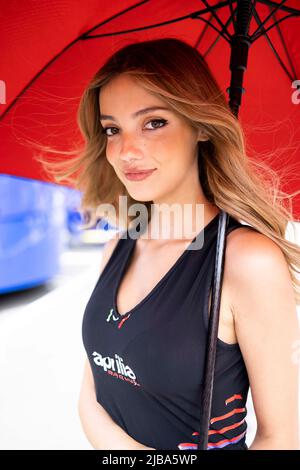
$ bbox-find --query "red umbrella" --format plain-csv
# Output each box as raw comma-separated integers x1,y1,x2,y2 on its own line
0,0,300,217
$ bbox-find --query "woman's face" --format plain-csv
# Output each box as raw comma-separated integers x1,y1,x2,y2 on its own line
99,74,206,203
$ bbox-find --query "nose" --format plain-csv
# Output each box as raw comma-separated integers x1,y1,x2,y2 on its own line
119,136,144,162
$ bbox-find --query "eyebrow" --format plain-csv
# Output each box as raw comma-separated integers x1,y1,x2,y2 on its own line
99,106,170,121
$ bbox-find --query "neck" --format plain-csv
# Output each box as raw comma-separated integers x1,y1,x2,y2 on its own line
140,196,219,242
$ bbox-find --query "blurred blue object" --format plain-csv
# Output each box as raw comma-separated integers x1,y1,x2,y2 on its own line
0,174,67,294
60,185,83,238
95,218,113,231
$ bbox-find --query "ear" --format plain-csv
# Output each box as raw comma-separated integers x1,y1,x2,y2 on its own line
197,129,209,142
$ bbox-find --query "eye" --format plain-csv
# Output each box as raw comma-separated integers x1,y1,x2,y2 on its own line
101,118,168,137
144,118,168,130
101,126,118,137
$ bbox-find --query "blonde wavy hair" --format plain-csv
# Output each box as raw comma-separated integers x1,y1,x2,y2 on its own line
34,37,300,304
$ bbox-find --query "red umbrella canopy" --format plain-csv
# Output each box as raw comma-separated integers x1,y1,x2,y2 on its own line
1,0,300,217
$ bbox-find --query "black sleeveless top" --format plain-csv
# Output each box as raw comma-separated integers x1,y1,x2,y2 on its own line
82,213,251,450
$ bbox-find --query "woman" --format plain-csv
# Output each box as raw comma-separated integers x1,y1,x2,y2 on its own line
38,38,300,450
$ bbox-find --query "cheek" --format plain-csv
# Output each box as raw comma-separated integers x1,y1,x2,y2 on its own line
163,129,193,158
105,145,116,165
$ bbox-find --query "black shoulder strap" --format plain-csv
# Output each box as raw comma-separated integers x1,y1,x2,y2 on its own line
197,209,229,450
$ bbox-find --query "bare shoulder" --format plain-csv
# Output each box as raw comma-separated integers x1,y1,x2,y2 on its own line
225,224,287,275
224,224,294,318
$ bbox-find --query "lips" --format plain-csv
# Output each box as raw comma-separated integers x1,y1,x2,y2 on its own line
124,168,157,181
124,168,156,174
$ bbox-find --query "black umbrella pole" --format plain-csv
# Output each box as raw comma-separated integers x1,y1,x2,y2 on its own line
227,0,253,117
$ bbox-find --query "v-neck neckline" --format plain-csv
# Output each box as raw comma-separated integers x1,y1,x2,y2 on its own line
112,211,220,322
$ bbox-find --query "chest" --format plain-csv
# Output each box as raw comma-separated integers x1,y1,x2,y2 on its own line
115,241,238,345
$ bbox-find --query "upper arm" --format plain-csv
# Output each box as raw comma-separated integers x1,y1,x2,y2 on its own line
225,228,300,447
82,356,95,392
78,356,96,412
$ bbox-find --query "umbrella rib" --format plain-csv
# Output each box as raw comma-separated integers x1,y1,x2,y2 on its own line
83,1,234,40
251,0,287,38
192,17,231,44
194,13,213,50
80,0,150,37
257,0,300,15
228,0,237,34
200,0,232,41
251,6,296,81
196,6,238,59
270,10,298,80
252,12,300,42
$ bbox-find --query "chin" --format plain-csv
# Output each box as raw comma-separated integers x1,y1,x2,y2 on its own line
127,190,155,203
